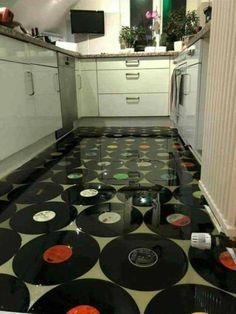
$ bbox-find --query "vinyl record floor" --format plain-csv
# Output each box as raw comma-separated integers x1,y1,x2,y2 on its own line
0,126,235,314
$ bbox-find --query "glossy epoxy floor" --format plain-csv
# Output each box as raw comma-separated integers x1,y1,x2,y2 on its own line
0,126,235,314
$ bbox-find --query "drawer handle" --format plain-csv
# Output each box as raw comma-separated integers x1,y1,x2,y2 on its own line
126,73,140,79
126,97,140,104
125,59,140,67
24,71,34,96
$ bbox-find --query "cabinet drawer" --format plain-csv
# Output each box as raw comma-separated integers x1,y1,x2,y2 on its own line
77,59,97,71
99,94,169,116
28,44,57,67
97,57,169,70
0,35,28,63
98,69,169,93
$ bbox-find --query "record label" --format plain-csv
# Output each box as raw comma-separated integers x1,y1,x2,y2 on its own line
125,139,135,143
137,161,152,167
33,210,56,222
192,191,203,199
128,248,158,268
98,212,121,224
67,173,83,179
97,161,111,167
181,162,195,168
219,251,236,271
160,173,177,180
139,144,150,149
166,213,191,227
191,313,207,314
107,145,118,149
80,189,99,197
121,152,133,157
67,305,100,314
58,161,72,167
113,173,129,180
50,152,63,157
43,245,72,264
157,153,169,157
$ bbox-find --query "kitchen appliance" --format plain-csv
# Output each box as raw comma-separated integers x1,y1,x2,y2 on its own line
0,7,14,24
171,40,204,161
56,53,78,138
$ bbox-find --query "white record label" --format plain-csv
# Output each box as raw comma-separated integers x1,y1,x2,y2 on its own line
98,212,121,224
80,189,99,197
33,210,56,222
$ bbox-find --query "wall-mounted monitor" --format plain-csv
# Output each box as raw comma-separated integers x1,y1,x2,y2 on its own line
70,10,105,34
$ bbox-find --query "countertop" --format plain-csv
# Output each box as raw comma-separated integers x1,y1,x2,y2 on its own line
0,22,211,59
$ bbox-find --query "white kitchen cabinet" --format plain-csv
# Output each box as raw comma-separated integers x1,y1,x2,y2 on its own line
31,65,62,138
76,59,98,117
97,57,170,117
27,43,57,67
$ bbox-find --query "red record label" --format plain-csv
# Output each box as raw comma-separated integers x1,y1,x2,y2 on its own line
43,245,72,264
219,251,236,271
181,161,195,168
67,305,100,314
166,213,191,227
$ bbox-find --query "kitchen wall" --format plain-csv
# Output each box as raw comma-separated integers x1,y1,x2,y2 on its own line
186,0,212,26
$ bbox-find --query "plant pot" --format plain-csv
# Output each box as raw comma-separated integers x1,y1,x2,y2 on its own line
144,46,156,53
174,40,183,51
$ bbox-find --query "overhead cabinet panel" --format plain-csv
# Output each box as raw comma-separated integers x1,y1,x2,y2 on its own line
0,35,28,63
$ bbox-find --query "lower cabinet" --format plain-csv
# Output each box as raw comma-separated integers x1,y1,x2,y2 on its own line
0,59,62,161
99,94,169,116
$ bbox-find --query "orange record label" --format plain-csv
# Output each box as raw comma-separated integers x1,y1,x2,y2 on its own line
139,144,150,149
43,245,72,264
181,161,195,168
67,305,100,314
219,251,236,271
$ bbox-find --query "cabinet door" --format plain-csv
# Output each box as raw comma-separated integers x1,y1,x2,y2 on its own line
31,65,62,138
0,60,36,161
76,70,98,116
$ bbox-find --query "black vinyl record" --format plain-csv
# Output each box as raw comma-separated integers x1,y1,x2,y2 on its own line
193,171,201,180
0,200,17,223
173,184,205,207
144,204,214,240
125,158,165,171
189,237,236,293
0,274,30,312
99,233,188,291
61,183,116,205
0,181,13,197
29,278,140,314
117,184,173,206
84,160,124,171
0,228,21,265
76,203,143,237
6,168,53,184
145,168,193,186
144,284,236,314
44,158,83,170
10,202,77,234
51,169,97,185
7,182,63,204
99,169,143,185
19,157,44,169
169,157,200,172
13,230,100,285
111,149,141,159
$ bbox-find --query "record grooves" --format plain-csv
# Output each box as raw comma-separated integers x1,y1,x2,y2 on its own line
10,202,78,234
76,203,143,237
13,231,100,285
144,284,236,314
0,228,21,266
99,233,188,291
29,279,140,314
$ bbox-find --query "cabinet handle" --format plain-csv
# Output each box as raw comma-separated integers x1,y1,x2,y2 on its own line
183,73,191,95
77,74,82,89
126,73,140,79
125,59,140,67
53,72,60,92
126,97,140,104
24,71,34,96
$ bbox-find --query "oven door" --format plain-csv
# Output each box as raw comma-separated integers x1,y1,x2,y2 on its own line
175,64,187,123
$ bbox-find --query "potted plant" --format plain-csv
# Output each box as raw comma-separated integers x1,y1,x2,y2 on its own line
164,8,200,51
119,26,137,51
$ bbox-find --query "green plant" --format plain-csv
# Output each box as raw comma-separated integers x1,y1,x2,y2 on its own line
119,26,137,48
164,8,199,41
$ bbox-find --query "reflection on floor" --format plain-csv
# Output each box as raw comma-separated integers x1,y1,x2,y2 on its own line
0,126,235,314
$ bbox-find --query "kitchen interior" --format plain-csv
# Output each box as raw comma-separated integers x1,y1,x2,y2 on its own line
0,0,235,313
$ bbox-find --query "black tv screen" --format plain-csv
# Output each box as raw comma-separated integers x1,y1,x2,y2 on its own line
71,10,105,34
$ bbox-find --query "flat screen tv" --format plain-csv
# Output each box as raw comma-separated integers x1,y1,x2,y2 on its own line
71,10,105,34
